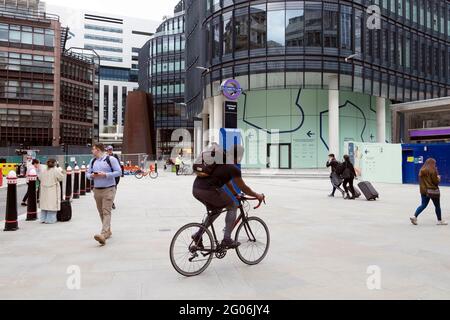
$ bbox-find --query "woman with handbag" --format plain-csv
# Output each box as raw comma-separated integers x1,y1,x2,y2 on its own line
410,158,447,226
38,159,64,224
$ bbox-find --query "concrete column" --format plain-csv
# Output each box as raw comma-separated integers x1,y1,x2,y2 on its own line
208,98,215,145
202,112,209,149
328,75,339,158
212,95,224,144
194,120,202,158
376,97,386,143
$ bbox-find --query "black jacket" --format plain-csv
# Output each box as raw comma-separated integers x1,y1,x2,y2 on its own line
326,159,340,176
342,161,357,179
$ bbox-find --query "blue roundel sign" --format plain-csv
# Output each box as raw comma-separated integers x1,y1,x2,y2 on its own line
220,79,243,100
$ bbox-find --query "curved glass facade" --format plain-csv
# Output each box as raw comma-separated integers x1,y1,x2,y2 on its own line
184,0,450,169
139,0,193,156
197,0,449,104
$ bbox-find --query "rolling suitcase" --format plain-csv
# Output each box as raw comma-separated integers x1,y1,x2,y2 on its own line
358,181,379,201
57,200,72,222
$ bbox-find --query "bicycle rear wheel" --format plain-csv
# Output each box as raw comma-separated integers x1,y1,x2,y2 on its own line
170,223,214,277
134,170,144,179
235,217,270,265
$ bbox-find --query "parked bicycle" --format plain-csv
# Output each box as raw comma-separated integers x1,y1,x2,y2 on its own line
178,162,193,176
134,168,158,179
169,194,268,277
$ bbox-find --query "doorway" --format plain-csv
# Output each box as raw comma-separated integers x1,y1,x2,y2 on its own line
267,144,291,169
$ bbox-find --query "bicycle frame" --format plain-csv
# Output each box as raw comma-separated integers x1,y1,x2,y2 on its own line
196,199,255,256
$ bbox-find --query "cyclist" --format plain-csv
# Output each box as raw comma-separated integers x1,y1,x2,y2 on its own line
192,144,265,249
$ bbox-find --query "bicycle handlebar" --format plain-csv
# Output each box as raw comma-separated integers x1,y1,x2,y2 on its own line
240,193,266,210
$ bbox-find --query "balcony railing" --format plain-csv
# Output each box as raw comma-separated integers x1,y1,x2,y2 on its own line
0,5,59,22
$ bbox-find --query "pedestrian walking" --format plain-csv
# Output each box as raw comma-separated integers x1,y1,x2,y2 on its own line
87,143,122,246
341,155,357,200
410,158,448,226
38,159,64,224
326,154,345,198
106,146,123,210
21,159,40,206
175,154,182,176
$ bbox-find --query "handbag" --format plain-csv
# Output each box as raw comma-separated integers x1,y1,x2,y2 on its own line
426,188,441,199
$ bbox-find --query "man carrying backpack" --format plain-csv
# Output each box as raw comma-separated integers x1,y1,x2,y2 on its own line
87,143,122,246
106,145,123,210
192,144,265,249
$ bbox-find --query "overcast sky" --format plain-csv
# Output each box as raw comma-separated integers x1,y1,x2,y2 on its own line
44,0,180,21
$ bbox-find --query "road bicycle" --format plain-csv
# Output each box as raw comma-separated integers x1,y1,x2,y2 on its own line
178,162,193,176
134,168,158,179
169,194,269,277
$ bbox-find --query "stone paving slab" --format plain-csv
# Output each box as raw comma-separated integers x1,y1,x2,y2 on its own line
1,173,450,300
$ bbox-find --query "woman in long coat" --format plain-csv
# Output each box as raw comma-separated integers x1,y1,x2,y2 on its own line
38,159,64,224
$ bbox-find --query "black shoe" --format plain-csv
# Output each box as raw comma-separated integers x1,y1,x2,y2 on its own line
191,235,204,250
21,202,27,207
112,203,116,210
328,194,335,197
221,239,241,249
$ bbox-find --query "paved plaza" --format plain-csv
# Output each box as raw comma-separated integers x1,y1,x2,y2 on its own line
1,172,450,300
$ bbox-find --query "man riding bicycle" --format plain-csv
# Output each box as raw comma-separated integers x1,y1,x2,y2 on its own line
192,145,265,249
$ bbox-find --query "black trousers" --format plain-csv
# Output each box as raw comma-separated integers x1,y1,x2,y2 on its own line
22,185,39,203
343,178,356,197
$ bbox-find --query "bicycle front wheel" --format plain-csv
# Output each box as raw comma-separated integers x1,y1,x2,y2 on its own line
134,170,144,179
170,223,214,277
235,217,270,265
150,171,158,179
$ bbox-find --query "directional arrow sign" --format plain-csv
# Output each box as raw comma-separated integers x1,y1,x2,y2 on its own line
307,130,315,138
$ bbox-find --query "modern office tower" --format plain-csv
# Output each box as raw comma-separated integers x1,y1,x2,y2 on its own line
0,0,98,148
185,0,450,169
47,4,159,148
138,0,193,157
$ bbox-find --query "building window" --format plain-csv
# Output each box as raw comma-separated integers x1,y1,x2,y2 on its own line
324,4,338,48
267,10,285,48
103,85,109,125
249,4,267,50
285,8,304,47
223,11,233,55
305,2,322,47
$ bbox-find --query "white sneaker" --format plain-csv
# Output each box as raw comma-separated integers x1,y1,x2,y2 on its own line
437,221,448,226
410,217,418,225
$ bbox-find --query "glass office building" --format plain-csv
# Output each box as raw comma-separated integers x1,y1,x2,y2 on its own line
139,0,193,157
185,0,450,169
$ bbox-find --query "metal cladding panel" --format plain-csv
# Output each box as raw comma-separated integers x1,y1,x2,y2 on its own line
122,91,156,157
402,143,450,186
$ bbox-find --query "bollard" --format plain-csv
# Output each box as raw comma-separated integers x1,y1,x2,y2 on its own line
73,165,80,199
4,171,18,231
65,166,72,201
155,161,158,173
86,164,91,193
80,164,86,196
26,168,38,221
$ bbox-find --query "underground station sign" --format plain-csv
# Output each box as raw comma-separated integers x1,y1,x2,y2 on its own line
220,79,243,101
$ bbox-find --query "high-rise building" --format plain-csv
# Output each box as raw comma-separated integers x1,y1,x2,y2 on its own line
0,0,98,148
185,0,450,169
47,4,159,147
138,0,193,157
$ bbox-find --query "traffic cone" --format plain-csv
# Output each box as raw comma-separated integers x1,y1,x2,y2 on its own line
80,164,86,196
25,168,38,221
73,165,80,199
4,171,18,231
65,166,72,201
86,165,91,194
